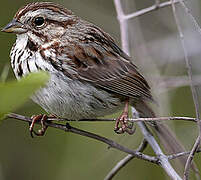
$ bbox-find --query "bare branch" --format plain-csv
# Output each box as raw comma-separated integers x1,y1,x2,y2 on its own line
7,111,201,180
170,1,201,179
26,116,197,123
137,119,182,180
123,0,179,20
7,113,201,157
127,116,197,123
179,0,201,36
6,113,158,164
113,0,130,55
8,112,199,180
168,147,201,160
171,0,201,128
184,136,201,180
179,2,201,179
104,139,148,180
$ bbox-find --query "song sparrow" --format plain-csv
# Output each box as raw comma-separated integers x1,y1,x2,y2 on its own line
1,2,184,155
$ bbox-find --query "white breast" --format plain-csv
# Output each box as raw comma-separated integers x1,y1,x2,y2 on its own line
31,72,123,120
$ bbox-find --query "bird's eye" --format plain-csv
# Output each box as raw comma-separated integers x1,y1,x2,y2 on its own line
34,17,45,27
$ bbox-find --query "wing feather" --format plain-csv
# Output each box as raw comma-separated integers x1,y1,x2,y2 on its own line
50,24,153,101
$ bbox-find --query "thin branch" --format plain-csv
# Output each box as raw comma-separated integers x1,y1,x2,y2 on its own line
168,148,201,180
113,0,180,49
104,139,148,180
179,0,201,36
6,113,158,164
137,120,182,180
8,112,198,180
122,0,180,20
179,2,201,180
113,0,129,55
184,136,201,180
172,0,201,130
170,1,201,179
23,116,197,123
7,113,201,159
168,149,201,160
127,116,197,123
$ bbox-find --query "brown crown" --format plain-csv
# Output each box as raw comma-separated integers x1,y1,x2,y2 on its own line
14,2,72,19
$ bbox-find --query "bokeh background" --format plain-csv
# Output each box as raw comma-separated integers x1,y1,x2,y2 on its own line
0,0,201,179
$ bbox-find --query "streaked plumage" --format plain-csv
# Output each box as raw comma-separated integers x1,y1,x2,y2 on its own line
6,2,152,121
3,2,187,161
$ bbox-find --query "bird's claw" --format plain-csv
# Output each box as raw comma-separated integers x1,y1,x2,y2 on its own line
29,114,48,138
114,113,136,135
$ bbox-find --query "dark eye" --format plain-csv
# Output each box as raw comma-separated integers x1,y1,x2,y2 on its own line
34,17,45,26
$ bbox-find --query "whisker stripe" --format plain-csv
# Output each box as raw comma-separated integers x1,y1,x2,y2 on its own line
27,60,31,73
17,62,23,77
17,50,24,64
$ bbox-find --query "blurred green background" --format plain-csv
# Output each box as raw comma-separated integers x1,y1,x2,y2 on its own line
0,0,201,179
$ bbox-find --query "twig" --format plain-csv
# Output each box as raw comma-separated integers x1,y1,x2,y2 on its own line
8,112,197,180
6,113,158,164
113,0,129,55
136,115,182,179
104,139,148,180
122,0,180,20
184,136,201,180
127,116,197,123
168,149,201,160
170,1,201,179
179,2,201,180
179,0,201,36
113,0,180,53
20,115,197,123
7,113,201,158
172,0,201,131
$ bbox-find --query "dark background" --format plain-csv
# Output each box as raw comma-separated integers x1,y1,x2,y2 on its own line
0,0,201,179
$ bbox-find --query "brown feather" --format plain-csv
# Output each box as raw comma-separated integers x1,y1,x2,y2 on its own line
51,25,153,101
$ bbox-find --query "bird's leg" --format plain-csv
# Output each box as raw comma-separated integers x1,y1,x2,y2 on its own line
29,114,48,137
114,98,135,135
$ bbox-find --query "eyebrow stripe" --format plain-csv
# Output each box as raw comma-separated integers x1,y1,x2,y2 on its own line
15,2,72,19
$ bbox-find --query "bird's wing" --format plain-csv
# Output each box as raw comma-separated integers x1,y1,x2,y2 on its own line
48,25,152,100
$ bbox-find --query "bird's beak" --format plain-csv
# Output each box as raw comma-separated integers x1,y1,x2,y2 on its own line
1,19,27,34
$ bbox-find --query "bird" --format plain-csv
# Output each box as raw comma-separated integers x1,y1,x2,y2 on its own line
2,2,185,158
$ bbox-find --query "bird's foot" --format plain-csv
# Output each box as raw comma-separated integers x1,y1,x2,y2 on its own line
114,112,135,135
29,114,48,138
